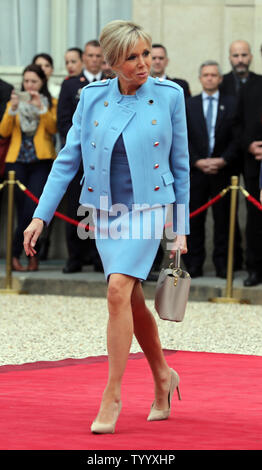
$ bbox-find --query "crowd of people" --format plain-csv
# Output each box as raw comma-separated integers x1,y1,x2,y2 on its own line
0,37,262,286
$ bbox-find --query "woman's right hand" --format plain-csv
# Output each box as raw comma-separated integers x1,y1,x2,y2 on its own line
29,90,43,110
10,91,19,111
23,218,44,257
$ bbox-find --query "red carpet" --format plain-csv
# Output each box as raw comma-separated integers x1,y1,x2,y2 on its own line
0,350,261,450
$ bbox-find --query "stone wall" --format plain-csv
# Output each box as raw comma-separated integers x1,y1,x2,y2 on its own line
132,0,262,95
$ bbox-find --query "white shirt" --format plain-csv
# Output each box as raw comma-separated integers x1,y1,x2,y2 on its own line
202,90,219,155
48,81,61,99
83,69,102,83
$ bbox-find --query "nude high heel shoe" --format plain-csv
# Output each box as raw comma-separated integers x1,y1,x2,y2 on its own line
147,368,181,421
91,401,122,434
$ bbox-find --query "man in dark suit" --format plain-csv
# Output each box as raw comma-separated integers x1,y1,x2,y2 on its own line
182,60,242,278
219,40,254,178
219,40,255,263
235,70,262,286
151,43,191,97
57,40,104,273
220,40,253,97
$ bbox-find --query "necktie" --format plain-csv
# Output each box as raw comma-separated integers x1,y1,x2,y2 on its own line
205,96,214,156
92,77,97,82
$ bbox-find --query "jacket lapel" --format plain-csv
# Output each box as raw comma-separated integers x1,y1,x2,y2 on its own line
215,95,226,133
195,94,208,139
101,104,136,153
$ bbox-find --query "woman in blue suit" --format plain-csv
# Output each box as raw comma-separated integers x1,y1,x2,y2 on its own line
24,20,190,434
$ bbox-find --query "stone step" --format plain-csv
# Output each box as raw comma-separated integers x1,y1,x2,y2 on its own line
0,260,261,305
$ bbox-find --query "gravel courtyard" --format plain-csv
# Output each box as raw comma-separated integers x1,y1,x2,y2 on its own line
0,294,261,366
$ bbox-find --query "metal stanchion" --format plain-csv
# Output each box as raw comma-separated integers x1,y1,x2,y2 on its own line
210,175,249,304
0,171,26,294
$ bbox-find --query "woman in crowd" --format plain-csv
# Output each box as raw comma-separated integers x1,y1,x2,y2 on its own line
0,64,57,271
64,47,84,77
23,20,190,433
32,53,61,99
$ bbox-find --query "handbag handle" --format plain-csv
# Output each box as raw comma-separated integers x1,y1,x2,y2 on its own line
168,248,181,271
174,249,181,268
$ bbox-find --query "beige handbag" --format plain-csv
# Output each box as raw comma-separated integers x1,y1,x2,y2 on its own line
154,250,191,322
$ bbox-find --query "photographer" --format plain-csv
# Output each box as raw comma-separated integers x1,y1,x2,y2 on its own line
0,64,57,271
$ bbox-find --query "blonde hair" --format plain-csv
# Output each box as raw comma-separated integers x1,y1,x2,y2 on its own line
99,20,152,68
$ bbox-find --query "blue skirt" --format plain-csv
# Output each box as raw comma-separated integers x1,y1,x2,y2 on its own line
94,135,166,281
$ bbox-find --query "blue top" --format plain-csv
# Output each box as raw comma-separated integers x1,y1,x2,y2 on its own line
110,95,138,208
110,133,133,210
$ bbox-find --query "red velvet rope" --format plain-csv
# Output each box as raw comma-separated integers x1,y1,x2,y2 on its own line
189,193,222,218
246,194,262,211
22,186,262,231
23,187,225,230
162,193,223,229
24,189,94,231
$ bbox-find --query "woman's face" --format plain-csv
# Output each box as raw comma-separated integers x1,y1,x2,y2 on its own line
114,38,152,92
23,71,43,93
65,51,83,77
34,57,53,79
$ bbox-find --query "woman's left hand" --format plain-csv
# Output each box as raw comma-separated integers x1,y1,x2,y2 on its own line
169,235,188,259
23,218,44,257
29,91,43,110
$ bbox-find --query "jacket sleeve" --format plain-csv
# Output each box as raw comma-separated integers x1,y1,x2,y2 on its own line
0,102,16,137
219,98,238,165
182,80,191,98
40,98,57,135
185,102,203,167
219,133,238,165
33,90,84,225
169,88,190,235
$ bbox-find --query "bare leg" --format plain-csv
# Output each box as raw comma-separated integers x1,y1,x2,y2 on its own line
131,280,171,410
94,273,136,424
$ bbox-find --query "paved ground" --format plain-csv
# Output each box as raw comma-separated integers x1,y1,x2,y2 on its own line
1,259,262,304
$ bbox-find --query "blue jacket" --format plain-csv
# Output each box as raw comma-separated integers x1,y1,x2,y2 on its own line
34,76,190,234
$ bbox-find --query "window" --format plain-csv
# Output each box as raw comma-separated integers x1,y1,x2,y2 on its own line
0,0,132,70
0,0,51,67
67,0,132,50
